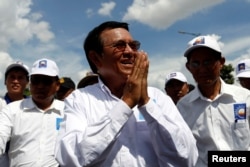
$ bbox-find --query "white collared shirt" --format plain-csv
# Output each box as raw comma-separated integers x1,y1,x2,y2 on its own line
0,97,64,167
177,79,250,167
0,97,8,167
55,79,198,167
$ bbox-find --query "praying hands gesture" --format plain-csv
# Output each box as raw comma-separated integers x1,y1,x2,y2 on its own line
122,51,150,108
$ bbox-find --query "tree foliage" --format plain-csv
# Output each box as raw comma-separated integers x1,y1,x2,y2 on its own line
220,64,234,84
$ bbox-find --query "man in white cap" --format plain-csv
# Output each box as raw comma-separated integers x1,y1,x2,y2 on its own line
177,36,250,167
0,61,29,167
0,58,64,167
0,61,29,108
164,71,190,104
235,58,250,90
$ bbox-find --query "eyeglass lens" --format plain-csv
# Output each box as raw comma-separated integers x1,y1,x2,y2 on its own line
112,40,140,51
190,59,217,69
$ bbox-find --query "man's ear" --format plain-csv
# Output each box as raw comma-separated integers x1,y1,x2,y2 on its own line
186,62,191,72
55,80,61,92
88,51,102,68
219,57,226,69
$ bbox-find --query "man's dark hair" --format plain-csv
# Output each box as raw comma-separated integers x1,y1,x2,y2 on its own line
83,21,129,73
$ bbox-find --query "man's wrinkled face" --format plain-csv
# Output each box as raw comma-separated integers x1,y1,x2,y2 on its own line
186,48,224,87
96,28,140,81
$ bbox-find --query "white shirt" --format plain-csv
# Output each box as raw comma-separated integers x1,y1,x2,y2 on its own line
55,79,198,167
0,97,64,167
177,79,250,167
0,98,7,110
0,97,8,167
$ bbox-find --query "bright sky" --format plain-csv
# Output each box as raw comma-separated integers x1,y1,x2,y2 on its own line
0,0,250,95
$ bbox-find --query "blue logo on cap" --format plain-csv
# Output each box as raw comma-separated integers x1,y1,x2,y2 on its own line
193,37,205,45
237,63,246,72
38,60,47,68
170,73,177,78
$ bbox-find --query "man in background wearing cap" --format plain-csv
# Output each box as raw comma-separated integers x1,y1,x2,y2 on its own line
0,58,64,166
1,61,29,106
77,71,98,89
164,71,190,104
235,58,250,90
177,36,250,167
0,61,29,167
56,77,75,100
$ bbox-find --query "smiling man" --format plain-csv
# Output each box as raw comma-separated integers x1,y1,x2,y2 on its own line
55,21,198,167
0,61,29,167
2,61,29,104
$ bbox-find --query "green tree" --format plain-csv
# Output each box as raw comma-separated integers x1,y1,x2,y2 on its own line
23,87,31,96
220,64,234,84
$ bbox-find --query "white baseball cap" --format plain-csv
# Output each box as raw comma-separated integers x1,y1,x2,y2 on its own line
236,59,250,78
184,36,221,57
30,58,59,77
5,61,29,76
165,72,187,85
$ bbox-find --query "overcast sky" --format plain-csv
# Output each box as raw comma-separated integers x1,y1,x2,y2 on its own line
0,0,250,95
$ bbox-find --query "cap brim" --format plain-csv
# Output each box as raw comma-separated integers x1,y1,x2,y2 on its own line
165,78,186,85
184,45,220,57
5,64,29,74
236,72,250,78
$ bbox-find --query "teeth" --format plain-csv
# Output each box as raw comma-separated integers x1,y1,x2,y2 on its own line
123,61,133,64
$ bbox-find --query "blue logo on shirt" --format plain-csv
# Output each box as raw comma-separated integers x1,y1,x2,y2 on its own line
56,118,63,130
138,112,145,121
234,103,246,120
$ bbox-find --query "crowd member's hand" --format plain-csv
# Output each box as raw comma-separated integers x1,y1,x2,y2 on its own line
122,51,150,108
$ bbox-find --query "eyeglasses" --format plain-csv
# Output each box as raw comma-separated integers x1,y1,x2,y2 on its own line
105,40,140,51
189,59,219,69
31,76,57,86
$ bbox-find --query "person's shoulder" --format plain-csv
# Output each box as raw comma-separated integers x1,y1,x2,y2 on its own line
1,99,26,114
147,86,165,95
147,86,174,101
224,83,250,95
53,99,65,108
7,99,25,106
0,96,6,104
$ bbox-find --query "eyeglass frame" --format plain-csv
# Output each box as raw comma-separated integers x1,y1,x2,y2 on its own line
103,40,141,51
188,58,220,69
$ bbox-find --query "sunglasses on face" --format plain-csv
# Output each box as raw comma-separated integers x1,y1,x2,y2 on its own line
105,40,140,51
30,76,58,86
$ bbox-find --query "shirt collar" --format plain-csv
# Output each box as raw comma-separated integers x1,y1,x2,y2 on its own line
23,97,64,115
187,78,233,103
4,93,28,104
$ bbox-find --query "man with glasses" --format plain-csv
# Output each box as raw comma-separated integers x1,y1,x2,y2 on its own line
55,21,198,167
0,58,64,166
177,36,250,167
